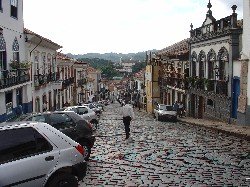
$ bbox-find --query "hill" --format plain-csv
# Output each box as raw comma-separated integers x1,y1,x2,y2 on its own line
66,50,158,63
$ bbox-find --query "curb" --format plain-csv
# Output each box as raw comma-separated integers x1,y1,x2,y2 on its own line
179,120,250,141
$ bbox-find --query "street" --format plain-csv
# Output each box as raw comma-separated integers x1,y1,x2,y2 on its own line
80,103,250,186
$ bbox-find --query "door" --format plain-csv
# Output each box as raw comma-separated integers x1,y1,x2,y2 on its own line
0,128,58,187
232,78,240,118
198,96,204,119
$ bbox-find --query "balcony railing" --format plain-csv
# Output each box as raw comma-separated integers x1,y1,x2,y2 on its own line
34,72,58,87
0,69,30,89
77,78,87,87
62,77,74,89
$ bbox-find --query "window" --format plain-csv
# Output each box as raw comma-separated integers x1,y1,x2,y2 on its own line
0,127,52,164
10,0,18,18
78,107,88,114
0,0,2,11
207,99,214,107
50,113,75,130
28,115,46,122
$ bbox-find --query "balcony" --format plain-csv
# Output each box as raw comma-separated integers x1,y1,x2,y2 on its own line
0,69,30,90
77,78,87,87
34,73,59,88
62,77,74,89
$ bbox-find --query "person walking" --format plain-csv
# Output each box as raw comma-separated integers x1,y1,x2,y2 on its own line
122,100,135,140
178,101,184,117
173,101,179,112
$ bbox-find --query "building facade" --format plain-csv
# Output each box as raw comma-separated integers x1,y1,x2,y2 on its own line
237,0,250,125
157,39,189,109
0,0,32,122
188,2,242,122
24,29,62,112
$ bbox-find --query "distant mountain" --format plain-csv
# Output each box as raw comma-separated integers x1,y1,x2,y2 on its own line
66,50,158,63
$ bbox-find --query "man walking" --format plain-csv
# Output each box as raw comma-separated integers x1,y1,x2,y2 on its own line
122,100,135,140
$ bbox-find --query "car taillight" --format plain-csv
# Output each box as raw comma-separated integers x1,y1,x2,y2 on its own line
75,144,85,155
87,121,93,129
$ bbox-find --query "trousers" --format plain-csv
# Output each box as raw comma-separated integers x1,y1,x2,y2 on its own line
123,116,131,139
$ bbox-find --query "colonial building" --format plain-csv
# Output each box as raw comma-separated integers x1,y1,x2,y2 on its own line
237,0,250,125
145,53,160,113
87,66,101,101
56,53,75,108
0,0,32,122
188,1,242,122
73,60,88,105
157,39,189,108
24,29,62,112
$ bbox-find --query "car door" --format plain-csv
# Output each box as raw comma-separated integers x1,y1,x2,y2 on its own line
0,127,59,187
48,113,78,141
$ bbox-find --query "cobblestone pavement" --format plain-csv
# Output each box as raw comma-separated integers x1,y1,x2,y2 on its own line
80,103,250,186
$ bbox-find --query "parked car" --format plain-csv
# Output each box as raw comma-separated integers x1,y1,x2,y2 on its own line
10,111,95,160
58,106,99,130
153,104,177,122
0,121,87,187
92,102,105,111
82,103,102,116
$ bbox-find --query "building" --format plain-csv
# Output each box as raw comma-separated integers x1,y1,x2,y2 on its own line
237,0,250,125
188,1,242,122
157,39,189,108
24,29,62,112
0,0,32,122
73,60,88,105
56,53,75,108
87,66,101,101
145,52,160,113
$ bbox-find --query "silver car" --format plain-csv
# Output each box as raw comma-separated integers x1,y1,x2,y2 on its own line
153,104,178,122
61,106,99,130
0,121,87,187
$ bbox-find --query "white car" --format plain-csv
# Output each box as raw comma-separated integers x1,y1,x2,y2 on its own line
82,103,102,116
153,104,178,122
60,106,99,130
0,121,87,187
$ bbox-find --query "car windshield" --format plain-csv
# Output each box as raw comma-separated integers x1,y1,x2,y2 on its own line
159,105,173,111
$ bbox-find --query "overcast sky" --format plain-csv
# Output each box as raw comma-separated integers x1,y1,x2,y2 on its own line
23,0,243,54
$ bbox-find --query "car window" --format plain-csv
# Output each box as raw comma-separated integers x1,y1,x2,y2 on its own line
78,107,88,114
28,115,46,122
0,128,52,164
50,113,75,130
165,106,174,111
68,108,77,113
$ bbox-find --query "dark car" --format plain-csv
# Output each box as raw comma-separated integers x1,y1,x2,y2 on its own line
11,111,95,160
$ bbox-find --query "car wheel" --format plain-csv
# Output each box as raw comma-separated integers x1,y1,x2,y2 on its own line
82,143,91,161
47,173,78,187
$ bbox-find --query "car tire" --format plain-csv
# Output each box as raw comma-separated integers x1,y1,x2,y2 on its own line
46,173,78,187
82,143,91,161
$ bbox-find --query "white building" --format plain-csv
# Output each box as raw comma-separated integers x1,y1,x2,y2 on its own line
0,0,32,122
237,0,250,125
24,29,62,112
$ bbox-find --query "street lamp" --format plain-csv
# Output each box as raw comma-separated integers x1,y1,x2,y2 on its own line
214,65,219,79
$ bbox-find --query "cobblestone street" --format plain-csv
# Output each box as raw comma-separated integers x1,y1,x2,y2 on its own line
80,103,250,186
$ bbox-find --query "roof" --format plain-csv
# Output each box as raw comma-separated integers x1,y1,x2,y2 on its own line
157,39,189,57
24,28,62,48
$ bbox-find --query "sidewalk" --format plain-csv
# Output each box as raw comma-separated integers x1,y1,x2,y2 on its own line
135,107,250,141
178,116,250,141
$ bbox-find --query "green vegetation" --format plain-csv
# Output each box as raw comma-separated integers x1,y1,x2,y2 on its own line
132,61,146,73
78,58,122,80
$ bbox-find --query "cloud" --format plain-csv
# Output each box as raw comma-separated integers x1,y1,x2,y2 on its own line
23,0,243,54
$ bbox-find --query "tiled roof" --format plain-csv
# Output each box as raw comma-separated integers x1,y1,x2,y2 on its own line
24,28,62,48
157,38,189,57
